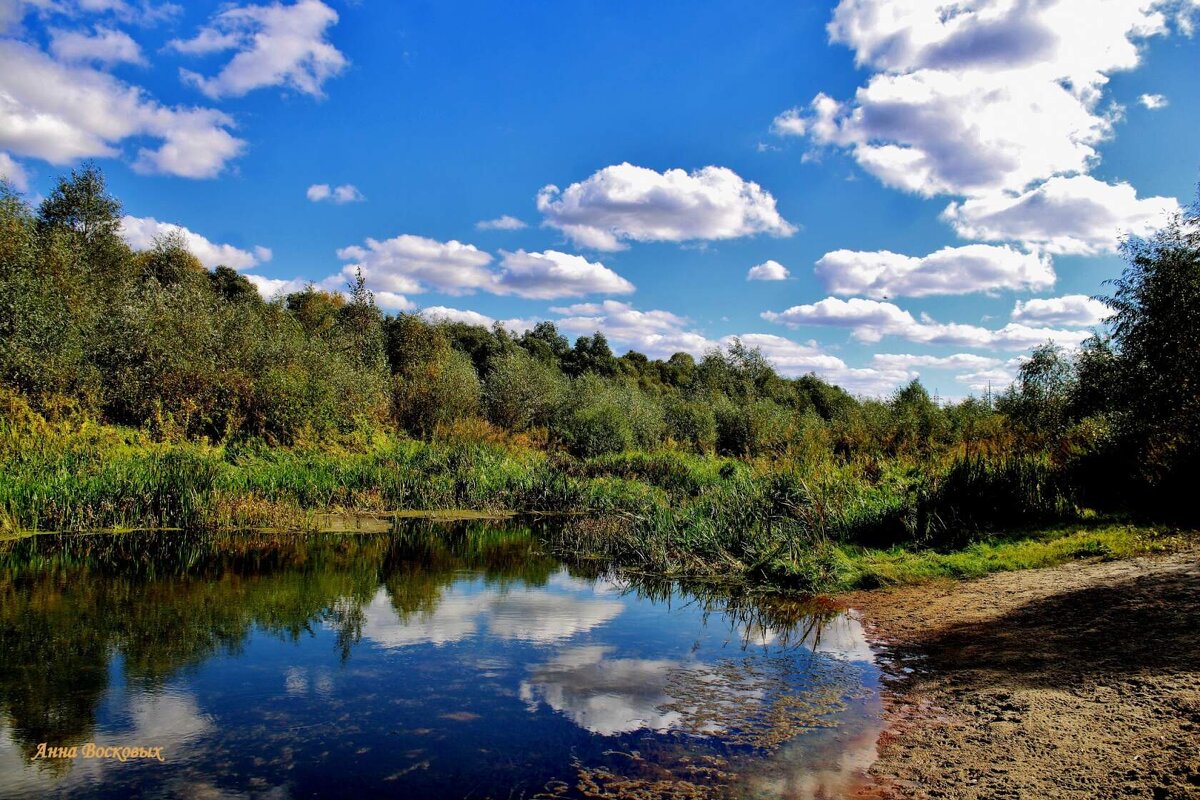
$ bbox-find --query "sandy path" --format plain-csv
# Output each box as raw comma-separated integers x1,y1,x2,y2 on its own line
845,548,1200,800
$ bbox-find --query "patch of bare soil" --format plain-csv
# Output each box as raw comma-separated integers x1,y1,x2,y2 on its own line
846,548,1200,800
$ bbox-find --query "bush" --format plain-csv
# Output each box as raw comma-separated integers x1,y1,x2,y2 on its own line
484,349,567,431
392,348,481,436
663,396,717,453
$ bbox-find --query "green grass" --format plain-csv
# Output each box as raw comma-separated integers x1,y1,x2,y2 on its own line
3,413,1191,595
838,523,1192,590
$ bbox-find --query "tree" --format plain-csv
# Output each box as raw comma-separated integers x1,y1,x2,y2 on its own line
1095,206,1200,514
37,163,122,248
209,266,261,304
563,331,618,377
286,285,344,337
336,268,387,373
483,349,567,431
519,321,570,364
36,163,131,297
139,231,205,286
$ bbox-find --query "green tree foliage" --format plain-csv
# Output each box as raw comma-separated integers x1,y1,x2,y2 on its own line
3,165,1197,528
392,341,481,436
1090,207,1200,515
483,349,567,432
562,331,618,377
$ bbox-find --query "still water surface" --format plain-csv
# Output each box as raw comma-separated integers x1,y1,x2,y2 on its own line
0,522,882,799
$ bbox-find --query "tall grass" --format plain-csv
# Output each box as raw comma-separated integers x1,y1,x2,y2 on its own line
1,405,1132,592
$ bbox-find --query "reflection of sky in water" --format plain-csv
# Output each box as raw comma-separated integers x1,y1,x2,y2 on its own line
520,645,685,735
352,580,625,647
0,531,883,799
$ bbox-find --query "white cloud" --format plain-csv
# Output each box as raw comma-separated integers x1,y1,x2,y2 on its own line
0,40,243,178
171,0,347,99
747,259,790,281
1011,294,1109,326
763,296,1090,350
422,306,496,327
781,0,1176,198
475,214,527,231
956,366,1017,392
721,332,913,395
335,234,496,296
783,71,1113,198
871,352,1002,371
373,291,416,311
333,236,633,301
2,0,181,31
420,306,536,332
0,152,28,191
871,352,1017,394
551,300,716,359
243,273,310,300
721,333,847,373
942,175,1180,255
120,215,271,269
816,243,1053,298
537,162,796,251
306,182,364,203
48,24,144,65
1138,93,1168,109
776,0,1187,257
494,249,634,300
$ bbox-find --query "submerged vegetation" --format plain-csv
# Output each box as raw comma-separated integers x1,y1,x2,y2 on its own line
1,167,1198,590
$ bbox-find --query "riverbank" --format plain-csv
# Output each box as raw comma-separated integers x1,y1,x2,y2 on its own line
848,546,1200,799
1,410,1188,593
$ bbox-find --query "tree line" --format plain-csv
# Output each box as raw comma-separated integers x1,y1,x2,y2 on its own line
1,166,1197,522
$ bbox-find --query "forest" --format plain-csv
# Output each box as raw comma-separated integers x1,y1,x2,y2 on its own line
1,166,1197,590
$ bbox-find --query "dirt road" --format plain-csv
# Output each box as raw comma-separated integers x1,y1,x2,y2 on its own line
847,548,1200,799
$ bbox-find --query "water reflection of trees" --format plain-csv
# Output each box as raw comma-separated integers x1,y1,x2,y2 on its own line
0,521,856,769
0,521,556,762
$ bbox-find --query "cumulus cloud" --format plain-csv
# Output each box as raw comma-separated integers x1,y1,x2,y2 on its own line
775,0,1187,255
494,249,634,300
721,333,915,395
306,182,364,203
48,24,144,65
2,0,181,31
763,296,1090,349
420,306,536,332
335,234,496,297
1011,294,1109,326
815,243,1054,298
871,352,1003,371
942,175,1179,255
722,333,846,373
243,273,310,300
780,0,1175,196
0,40,243,178
475,215,527,231
782,72,1113,198
0,152,28,191
171,0,346,99
333,235,634,301
1138,93,1168,109
551,300,717,359
537,162,796,251
120,215,271,269
422,306,497,327
746,259,790,281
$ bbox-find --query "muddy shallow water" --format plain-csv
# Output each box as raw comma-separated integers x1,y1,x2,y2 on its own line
0,522,883,799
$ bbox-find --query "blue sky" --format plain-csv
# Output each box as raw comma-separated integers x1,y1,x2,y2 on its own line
1,0,1197,396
